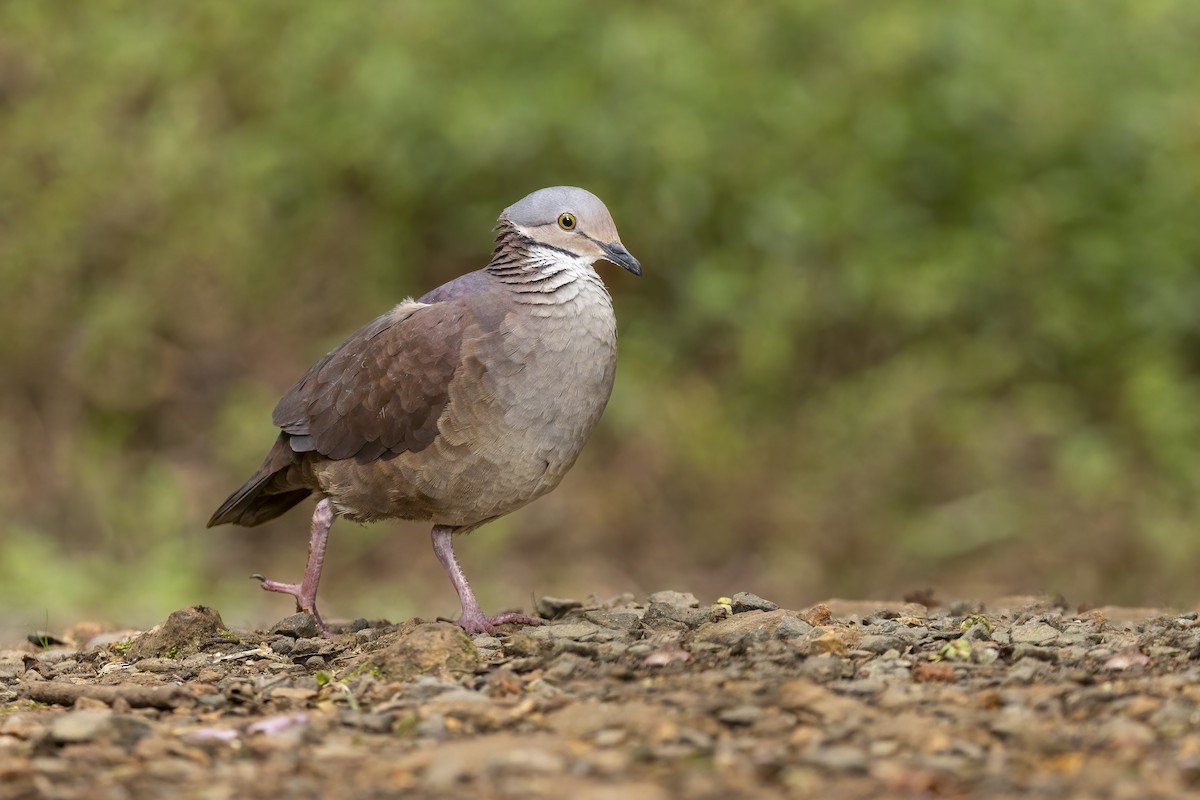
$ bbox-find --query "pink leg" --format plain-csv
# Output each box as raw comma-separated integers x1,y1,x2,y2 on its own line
252,499,334,636
431,525,542,634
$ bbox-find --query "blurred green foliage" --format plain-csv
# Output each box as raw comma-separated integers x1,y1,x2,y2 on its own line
3,2,1200,629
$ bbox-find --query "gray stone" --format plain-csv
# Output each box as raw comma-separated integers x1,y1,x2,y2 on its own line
643,602,708,628
354,628,381,645
1010,622,1060,646
584,610,644,631
695,610,799,647
291,638,322,656
731,592,779,613
962,623,994,643
48,710,113,743
271,613,321,640
0,651,27,680
47,710,153,747
717,704,764,725
776,616,815,640
1012,643,1058,662
528,621,603,640
858,635,907,655
34,649,78,665
646,590,700,609
135,658,179,673
802,744,868,773
535,596,583,619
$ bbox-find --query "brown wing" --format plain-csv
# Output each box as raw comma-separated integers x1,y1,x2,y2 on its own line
271,300,466,464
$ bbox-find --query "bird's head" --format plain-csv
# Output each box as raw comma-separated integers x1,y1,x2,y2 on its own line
500,186,642,276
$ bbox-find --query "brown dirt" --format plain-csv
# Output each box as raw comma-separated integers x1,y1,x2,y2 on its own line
3,592,1200,799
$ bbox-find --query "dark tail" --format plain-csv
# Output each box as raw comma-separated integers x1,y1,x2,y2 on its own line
207,436,313,528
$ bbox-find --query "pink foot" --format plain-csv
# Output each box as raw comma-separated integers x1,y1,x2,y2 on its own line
431,524,544,635
454,610,544,635
251,573,331,636
251,499,335,637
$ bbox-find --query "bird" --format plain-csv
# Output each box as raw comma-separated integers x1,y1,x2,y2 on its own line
207,186,641,635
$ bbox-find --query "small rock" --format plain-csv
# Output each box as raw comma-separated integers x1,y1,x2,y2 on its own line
472,636,502,650
0,651,27,680
802,744,868,773
48,710,114,743
415,713,448,740
546,653,585,679
304,656,327,670
858,635,907,655
646,590,700,609
270,638,294,655
962,623,994,643
642,602,708,629
776,616,815,640
528,621,603,640
270,613,321,640
34,650,78,665
370,623,480,681
1010,622,1060,646
338,709,394,734
694,610,803,647
1006,658,1044,684
536,596,583,619
731,592,779,613
135,658,179,673
291,638,322,657
128,606,232,660
594,728,626,747
47,710,153,748
1012,643,1057,662
584,610,643,631
354,628,380,645
717,704,763,725
869,740,900,758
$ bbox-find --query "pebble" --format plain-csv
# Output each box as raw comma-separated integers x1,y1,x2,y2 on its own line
717,705,763,725
858,634,907,654
731,592,779,613
646,590,700,609
34,649,78,665
270,613,321,640
0,651,27,680
1010,622,1060,646
291,638,322,657
529,622,603,640
535,596,583,619
47,710,154,747
585,610,643,630
802,744,868,773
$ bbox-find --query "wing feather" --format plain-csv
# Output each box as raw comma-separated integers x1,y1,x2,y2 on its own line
271,300,464,464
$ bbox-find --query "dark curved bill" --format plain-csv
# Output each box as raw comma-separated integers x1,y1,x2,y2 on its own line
600,242,643,276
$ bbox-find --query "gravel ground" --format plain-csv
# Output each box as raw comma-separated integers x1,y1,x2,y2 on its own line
2,592,1200,799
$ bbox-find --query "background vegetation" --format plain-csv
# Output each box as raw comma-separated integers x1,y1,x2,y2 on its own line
3,2,1200,633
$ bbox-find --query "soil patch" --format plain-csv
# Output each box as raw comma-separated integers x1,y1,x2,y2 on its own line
3,591,1199,798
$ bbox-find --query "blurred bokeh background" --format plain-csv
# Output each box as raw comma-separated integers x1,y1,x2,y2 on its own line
3,3,1200,633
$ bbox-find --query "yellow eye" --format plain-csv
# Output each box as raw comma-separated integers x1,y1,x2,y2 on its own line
557,212,577,230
